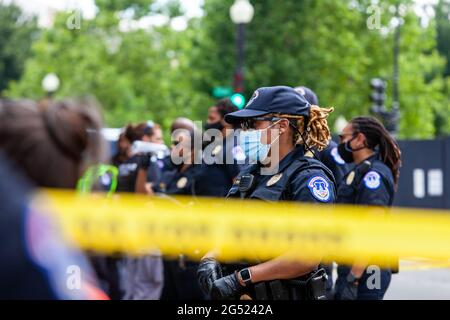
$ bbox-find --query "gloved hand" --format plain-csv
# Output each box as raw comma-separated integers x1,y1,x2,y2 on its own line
210,272,245,300
197,258,223,296
336,278,359,300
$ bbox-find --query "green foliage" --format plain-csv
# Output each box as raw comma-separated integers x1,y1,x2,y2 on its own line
6,1,213,129
191,0,448,138
4,0,449,139
434,0,450,136
0,3,39,95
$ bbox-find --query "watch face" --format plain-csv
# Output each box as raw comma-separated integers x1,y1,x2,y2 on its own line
240,269,251,281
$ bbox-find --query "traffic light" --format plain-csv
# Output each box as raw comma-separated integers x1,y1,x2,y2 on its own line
379,109,400,136
230,93,246,110
369,78,399,136
370,78,386,113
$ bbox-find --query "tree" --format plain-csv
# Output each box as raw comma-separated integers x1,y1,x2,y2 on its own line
190,0,447,138
0,3,38,95
6,0,213,128
434,0,450,136
436,0,450,77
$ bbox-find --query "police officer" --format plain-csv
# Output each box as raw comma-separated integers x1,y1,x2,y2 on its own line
334,116,402,300
202,98,246,197
153,128,203,196
154,128,215,300
197,86,337,300
295,86,349,298
116,122,157,194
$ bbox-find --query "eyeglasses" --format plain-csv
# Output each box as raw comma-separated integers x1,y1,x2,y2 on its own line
240,117,283,131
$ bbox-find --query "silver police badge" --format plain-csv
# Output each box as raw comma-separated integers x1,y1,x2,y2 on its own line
177,177,188,189
266,173,283,187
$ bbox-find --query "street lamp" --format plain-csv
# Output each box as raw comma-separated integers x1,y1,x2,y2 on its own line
230,0,254,93
42,73,60,97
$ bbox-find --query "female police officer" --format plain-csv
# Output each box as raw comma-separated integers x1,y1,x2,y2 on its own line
197,86,337,300
334,116,402,300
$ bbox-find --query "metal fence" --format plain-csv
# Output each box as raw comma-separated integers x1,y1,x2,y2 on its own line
395,137,449,209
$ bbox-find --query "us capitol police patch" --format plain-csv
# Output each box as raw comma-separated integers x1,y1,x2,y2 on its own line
363,171,381,189
307,176,331,202
331,147,346,165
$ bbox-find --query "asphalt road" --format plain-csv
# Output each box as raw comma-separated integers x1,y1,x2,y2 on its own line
385,260,450,300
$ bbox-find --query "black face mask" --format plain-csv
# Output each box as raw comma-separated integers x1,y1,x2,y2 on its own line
204,121,224,132
337,137,357,164
338,136,367,163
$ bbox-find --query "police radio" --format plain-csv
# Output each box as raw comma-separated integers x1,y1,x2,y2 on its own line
238,174,256,199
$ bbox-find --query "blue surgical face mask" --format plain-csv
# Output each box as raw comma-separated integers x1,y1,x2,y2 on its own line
239,122,281,163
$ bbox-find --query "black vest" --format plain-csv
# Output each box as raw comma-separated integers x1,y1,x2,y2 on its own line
227,155,336,202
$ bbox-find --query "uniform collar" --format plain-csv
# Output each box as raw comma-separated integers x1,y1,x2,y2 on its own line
245,145,305,176
358,152,379,165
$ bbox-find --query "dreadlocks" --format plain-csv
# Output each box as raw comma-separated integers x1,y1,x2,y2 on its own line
274,105,334,151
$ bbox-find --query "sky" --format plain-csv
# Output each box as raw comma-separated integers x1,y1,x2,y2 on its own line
0,0,443,29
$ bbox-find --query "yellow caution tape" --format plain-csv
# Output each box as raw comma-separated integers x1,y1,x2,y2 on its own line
40,190,450,268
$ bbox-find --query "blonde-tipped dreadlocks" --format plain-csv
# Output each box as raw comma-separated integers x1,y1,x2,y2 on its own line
274,105,334,151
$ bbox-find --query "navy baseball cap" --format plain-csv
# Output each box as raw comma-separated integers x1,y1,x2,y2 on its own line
294,86,319,106
224,86,311,124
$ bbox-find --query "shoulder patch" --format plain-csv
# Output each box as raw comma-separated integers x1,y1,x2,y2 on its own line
330,147,346,165
363,171,381,189
307,176,332,202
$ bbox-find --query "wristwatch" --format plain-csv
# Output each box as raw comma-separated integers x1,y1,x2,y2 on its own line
346,272,360,285
238,268,253,286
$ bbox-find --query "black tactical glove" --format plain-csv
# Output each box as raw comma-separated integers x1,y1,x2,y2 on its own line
210,272,245,300
197,258,223,296
336,275,359,300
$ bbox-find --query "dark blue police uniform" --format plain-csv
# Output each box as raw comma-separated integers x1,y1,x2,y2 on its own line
334,153,395,300
316,140,349,184
213,86,337,300
315,140,349,296
294,86,349,296
200,133,245,197
116,155,141,193
227,145,336,204
154,164,223,300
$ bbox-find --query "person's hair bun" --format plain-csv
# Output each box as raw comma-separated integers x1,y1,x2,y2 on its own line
41,98,103,162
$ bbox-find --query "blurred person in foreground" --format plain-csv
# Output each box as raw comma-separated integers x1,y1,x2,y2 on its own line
0,98,108,299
